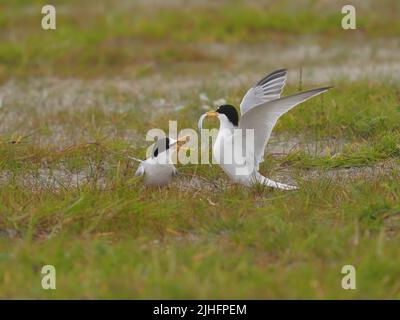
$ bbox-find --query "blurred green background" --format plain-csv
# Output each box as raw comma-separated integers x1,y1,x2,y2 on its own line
0,0,399,80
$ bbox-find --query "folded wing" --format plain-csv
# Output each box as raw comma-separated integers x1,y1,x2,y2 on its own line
239,87,332,169
135,164,145,176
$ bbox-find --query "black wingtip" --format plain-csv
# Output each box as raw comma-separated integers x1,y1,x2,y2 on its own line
255,68,287,87
319,86,334,92
274,68,287,73
306,86,333,93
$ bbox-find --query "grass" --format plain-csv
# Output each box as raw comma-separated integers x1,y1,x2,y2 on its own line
1,169,400,298
0,0,400,299
1,79,400,298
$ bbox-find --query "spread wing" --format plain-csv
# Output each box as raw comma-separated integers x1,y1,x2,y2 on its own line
240,69,287,115
239,87,332,169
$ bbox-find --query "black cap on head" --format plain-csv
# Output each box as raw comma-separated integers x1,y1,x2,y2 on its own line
216,104,239,126
152,137,171,158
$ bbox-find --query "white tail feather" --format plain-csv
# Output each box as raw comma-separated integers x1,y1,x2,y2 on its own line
257,175,298,190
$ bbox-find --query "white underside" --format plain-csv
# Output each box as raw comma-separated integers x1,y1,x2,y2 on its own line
136,151,177,187
142,161,176,186
213,128,297,190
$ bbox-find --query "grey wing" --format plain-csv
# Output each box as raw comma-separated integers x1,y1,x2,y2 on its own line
135,164,145,176
240,69,287,115
239,87,332,170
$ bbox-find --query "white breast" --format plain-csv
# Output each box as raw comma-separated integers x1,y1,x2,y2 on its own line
142,158,176,186
213,128,252,185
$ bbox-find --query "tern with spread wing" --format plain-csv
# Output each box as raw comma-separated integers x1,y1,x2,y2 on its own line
198,69,331,190
133,136,189,187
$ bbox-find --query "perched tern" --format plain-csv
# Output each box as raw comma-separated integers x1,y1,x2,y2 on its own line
133,136,189,187
198,69,331,190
